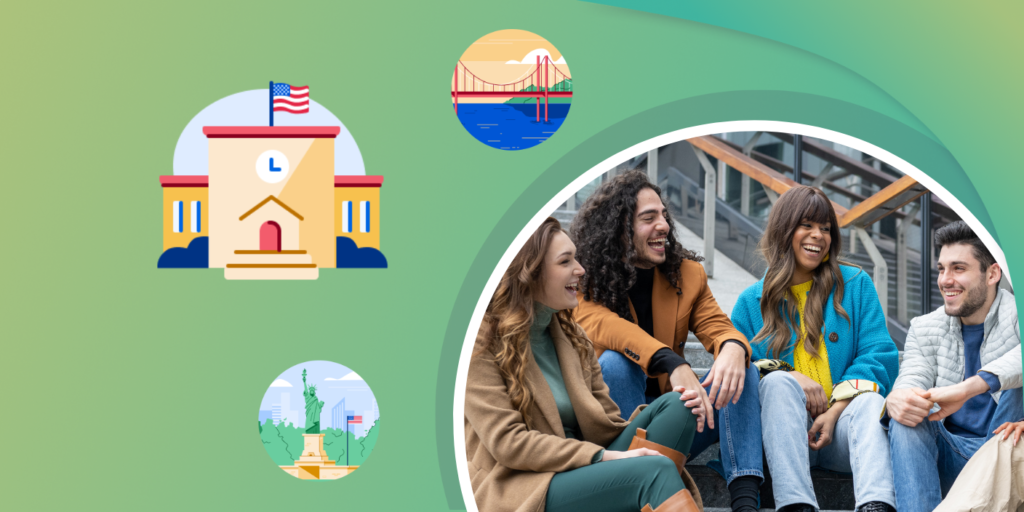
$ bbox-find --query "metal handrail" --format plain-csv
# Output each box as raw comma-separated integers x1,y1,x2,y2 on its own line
664,166,765,240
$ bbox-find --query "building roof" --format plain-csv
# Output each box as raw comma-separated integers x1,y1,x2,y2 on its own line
160,176,208,187
335,176,383,187
203,126,341,139
239,196,304,221
159,175,383,188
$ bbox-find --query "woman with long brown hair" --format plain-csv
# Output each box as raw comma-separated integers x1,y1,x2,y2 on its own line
730,186,900,512
465,217,702,512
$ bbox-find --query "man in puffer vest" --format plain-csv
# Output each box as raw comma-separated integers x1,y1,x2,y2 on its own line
884,221,1022,512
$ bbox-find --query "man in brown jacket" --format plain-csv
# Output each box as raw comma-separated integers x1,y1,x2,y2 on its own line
571,170,763,512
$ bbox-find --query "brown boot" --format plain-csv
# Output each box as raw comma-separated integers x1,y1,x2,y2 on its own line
628,429,703,511
641,489,700,512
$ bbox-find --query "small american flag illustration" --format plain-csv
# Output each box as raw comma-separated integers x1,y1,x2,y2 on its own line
272,83,309,113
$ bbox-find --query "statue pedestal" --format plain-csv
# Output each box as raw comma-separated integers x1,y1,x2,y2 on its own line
297,433,331,463
280,433,358,480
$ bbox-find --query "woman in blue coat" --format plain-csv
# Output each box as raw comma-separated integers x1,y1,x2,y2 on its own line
731,186,899,512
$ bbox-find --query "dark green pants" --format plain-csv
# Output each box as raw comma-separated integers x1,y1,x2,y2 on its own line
545,392,697,512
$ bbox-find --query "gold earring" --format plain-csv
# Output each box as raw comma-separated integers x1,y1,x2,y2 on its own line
823,253,830,263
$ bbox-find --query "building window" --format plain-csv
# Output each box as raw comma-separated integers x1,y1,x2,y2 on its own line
360,201,370,233
190,201,201,233
173,201,183,233
342,201,352,233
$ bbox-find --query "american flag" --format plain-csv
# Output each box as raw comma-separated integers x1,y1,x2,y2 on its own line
347,415,362,425
272,83,309,114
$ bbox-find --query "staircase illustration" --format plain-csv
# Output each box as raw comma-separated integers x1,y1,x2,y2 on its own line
225,250,318,280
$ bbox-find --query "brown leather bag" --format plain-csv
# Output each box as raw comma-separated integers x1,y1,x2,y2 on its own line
628,428,703,512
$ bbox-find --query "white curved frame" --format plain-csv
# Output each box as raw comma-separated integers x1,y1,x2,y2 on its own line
452,120,1011,512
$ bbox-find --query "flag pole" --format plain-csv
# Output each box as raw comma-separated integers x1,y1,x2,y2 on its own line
346,416,350,466
269,81,274,127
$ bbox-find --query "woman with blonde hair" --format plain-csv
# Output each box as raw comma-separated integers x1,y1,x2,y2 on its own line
730,186,900,512
465,217,703,512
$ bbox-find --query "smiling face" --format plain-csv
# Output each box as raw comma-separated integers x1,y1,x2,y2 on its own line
790,218,831,281
535,231,586,311
937,242,998,322
631,188,670,269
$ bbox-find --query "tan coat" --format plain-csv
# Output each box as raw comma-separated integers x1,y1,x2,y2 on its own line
575,260,750,395
464,318,629,512
934,432,1024,512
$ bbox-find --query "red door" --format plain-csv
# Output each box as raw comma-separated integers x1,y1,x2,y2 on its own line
259,221,282,252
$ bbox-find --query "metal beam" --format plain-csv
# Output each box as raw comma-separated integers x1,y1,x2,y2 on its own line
770,132,957,221
741,132,764,155
647,148,659,184
793,135,803,184
896,202,921,325
810,163,839,188
837,175,928,228
717,159,727,200
740,174,751,216
691,146,718,278
738,131,760,217
689,136,848,216
856,226,889,315
920,192,933,314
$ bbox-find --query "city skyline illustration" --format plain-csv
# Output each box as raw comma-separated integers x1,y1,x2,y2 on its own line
258,360,378,432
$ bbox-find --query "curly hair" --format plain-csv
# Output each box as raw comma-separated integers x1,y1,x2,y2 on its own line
570,169,703,320
476,217,593,429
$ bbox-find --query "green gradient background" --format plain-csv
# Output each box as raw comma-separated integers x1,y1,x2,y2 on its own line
2,1,1021,510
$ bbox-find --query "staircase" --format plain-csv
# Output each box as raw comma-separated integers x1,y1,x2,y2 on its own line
224,250,318,280
839,233,943,327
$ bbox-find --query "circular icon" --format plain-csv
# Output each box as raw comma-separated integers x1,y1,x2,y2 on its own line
256,150,290,183
258,360,379,480
451,29,572,151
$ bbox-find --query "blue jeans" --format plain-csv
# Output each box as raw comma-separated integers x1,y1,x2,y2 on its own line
887,387,1023,512
759,371,895,510
598,350,764,485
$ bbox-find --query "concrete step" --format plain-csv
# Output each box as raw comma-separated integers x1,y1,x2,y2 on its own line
688,461,855,511
704,509,850,512
684,339,716,369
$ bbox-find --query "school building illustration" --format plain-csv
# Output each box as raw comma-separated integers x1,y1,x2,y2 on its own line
158,126,385,279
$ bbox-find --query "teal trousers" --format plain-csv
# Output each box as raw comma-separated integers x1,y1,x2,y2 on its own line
545,392,697,512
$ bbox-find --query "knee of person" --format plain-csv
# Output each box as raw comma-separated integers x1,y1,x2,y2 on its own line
1002,387,1024,403
661,391,683,403
849,392,885,415
662,392,699,425
758,370,799,398
599,351,639,380
744,363,761,382
887,416,928,441
642,454,682,482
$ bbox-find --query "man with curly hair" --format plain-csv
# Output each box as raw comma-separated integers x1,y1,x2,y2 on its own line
572,169,763,512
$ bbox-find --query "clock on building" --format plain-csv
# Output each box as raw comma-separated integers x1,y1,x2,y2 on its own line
256,150,290,184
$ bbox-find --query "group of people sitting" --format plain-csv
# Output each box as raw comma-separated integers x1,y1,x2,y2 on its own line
464,170,1022,512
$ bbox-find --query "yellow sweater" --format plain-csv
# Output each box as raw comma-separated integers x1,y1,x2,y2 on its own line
790,280,833,400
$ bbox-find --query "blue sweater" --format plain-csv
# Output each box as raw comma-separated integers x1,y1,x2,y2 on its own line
731,265,900,396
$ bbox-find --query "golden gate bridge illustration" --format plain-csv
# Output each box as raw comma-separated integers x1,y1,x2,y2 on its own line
452,55,572,122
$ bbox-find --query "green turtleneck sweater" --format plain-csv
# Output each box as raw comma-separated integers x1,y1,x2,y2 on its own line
531,303,583,440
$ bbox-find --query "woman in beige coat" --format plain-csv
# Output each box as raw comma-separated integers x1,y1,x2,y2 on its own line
934,420,1024,512
465,218,702,512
